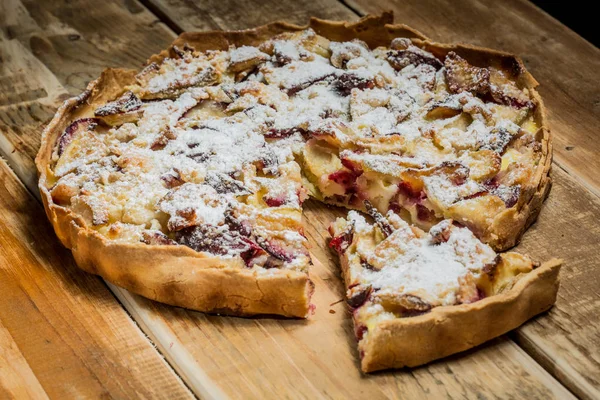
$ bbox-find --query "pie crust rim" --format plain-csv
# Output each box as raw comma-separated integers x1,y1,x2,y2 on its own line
35,13,558,323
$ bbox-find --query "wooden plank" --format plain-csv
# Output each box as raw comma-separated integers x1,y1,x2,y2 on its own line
108,259,575,399
140,0,356,32
0,321,48,400
0,161,193,399
511,167,600,400
0,0,585,398
343,0,600,196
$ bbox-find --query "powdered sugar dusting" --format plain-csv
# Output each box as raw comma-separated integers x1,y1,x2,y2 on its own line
349,214,496,306
52,28,537,273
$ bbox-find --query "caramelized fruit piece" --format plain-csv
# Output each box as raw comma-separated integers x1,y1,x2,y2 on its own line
425,100,462,120
175,224,248,256
263,193,289,207
364,200,393,237
479,128,513,154
376,292,432,315
95,91,143,126
428,219,453,244
328,220,355,254
255,236,295,263
480,253,534,295
329,39,369,68
141,231,177,246
285,73,335,96
347,284,373,308
489,69,534,109
205,172,252,196
228,46,270,74
160,169,185,189
57,118,99,156
331,73,375,96
456,273,481,304
386,39,442,70
151,127,178,150
444,52,490,95
444,52,534,110
460,150,502,182
50,179,80,205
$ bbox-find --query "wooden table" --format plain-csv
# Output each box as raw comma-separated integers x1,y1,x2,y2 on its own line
1,0,599,398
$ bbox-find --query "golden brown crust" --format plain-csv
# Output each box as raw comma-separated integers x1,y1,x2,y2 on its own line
35,66,314,317
358,259,562,372
36,13,552,317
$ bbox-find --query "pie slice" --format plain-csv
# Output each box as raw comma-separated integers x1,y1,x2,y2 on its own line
329,207,561,372
36,13,559,364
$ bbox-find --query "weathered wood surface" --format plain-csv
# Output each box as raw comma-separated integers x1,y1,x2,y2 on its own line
0,0,597,398
0,321,48,400
140,0,355,32
0,161,193,399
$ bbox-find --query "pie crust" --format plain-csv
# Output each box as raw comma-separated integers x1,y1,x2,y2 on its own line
36,12,559,364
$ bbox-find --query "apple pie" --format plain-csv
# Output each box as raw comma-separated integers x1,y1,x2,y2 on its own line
37,13,560,368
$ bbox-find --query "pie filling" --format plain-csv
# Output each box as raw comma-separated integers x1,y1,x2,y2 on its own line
329,207,537,348
47,29,543,311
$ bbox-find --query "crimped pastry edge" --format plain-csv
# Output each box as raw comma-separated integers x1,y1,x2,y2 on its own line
356,259,562,372
36,12,553,317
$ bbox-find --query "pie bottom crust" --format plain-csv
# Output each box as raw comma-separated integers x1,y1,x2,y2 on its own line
336,253,561,372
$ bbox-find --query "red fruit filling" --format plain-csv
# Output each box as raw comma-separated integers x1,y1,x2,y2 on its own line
416,204,436,222
347,284,372,309
355,325,368,341
265,127,308,139
328,170,359,193
328,222,354,254
263,194,288,207
256,237,295,263
57,118,99,156
285,73,335,95
331,73,375,96
397,181,426,204
386,49,443,71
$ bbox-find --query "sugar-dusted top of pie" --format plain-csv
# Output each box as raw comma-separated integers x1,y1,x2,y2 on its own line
328,207,537,337
48,28,542,272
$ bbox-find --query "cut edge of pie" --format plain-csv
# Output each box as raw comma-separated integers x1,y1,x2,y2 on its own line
36,12,555,320
329,211,561,372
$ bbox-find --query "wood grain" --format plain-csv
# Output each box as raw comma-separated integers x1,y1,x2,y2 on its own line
0,0,594,397
141,0,356,32
344,0,600,197
511,167,600,400
0,321,48,400
106,253,575,399
0,0,177,192
0,161,193,399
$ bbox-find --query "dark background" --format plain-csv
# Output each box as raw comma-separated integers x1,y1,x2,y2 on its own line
532,1,598,47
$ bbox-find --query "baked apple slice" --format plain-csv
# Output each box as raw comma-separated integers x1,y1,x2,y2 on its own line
94,91,143,126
